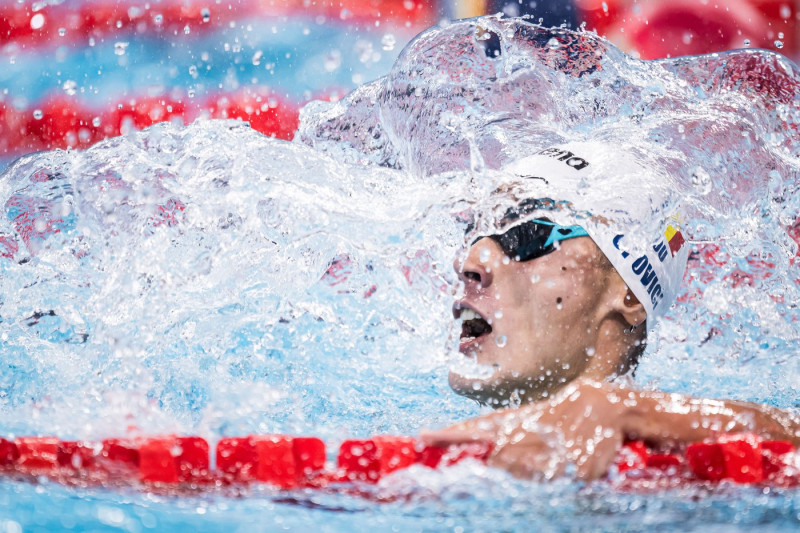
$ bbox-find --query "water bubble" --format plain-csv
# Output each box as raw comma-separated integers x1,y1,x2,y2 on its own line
340,9,352,20
92,117,101,127
252,51,263,66
154,14,163,26
743,39,751,47
381,34,396,51
184,25,191,35
403,0,415,9
546,37,560,49
324,50,342,72
88,37,95,47
677,124,685,133
479,247,491,263
682,32,693,45
495,335,507,348
201,8,211,22
780,4,791,19
779,32,785,39
774,40,784,49
188,65,198,78
62,80,77,96
30,13,45,30
58,28,66,37
601,1,608,14
114,42,129,56
32,109,43,120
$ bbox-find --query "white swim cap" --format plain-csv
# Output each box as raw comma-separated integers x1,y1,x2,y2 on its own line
501,140,689,322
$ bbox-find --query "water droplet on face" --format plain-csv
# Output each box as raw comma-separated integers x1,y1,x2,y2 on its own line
33,109,43,120
114,42,129,56
586,347,596,356
494,310,503,319
501,255,510,265
479,247,491,263
495,335,507,348
530,274,540,284
381,33,396,51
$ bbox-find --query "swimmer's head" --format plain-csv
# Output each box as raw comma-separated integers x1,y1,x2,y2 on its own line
449,140,689,407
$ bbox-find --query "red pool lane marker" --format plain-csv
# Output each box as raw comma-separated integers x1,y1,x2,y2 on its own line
15,437,60,472
615,441,649,473
139,436,210,484
0,91,302,160
216,435,326,488
58,441,97,470
0,438,20,467
338,436,418,483
0,0,434,51
0,433,797,490
762,440,796,480
338,437,494,483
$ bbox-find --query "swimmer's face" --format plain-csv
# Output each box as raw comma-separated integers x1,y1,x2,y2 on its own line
450,235,630,406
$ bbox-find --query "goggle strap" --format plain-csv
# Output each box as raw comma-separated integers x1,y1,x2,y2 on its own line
542,224,590,248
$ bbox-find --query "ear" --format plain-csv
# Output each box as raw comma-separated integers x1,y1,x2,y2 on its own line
613,288,647,329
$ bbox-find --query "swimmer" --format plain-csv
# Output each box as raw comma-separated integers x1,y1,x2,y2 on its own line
423,141,800,480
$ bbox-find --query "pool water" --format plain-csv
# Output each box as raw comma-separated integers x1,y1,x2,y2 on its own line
1,15,799,532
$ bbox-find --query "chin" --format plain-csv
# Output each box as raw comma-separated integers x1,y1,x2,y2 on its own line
447,370,516,408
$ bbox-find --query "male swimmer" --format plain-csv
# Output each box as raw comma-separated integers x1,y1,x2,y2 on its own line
423,141,800,480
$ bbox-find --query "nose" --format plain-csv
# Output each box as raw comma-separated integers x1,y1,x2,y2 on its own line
455,237,497,288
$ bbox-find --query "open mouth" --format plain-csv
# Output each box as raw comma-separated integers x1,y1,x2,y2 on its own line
455,305,493,346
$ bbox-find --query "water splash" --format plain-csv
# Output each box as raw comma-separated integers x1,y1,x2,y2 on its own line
0,13,799,531
299,16,800,407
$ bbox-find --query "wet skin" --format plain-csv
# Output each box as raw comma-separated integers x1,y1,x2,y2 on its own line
450,235,642,406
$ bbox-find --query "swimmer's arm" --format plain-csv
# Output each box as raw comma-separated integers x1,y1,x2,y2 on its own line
619,389,800,448
421,379,800,480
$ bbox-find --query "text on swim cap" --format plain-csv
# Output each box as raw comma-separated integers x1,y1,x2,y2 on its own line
613,234,675,310
535,147,590,171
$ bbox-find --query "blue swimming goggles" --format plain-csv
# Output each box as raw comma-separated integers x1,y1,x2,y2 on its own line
489,218,589,262
468,214,589,262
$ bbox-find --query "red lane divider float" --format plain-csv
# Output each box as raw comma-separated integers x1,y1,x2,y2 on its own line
0,89,302,160
0,433,797,493
0,0,434,51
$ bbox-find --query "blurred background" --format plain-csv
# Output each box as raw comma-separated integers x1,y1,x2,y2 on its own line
1,0,798,170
